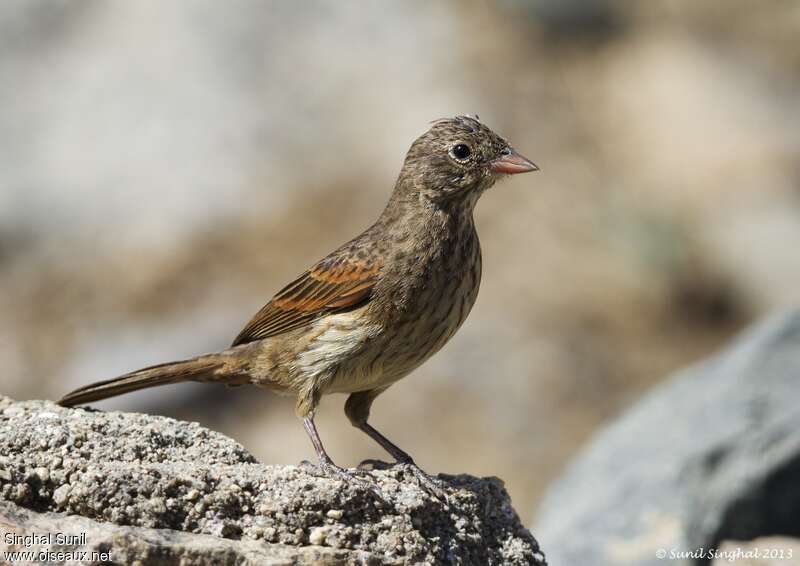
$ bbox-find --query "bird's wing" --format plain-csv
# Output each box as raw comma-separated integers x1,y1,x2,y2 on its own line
231,253,381,346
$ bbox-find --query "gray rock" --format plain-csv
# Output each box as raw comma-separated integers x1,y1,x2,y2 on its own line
0,502,377,566
534,311,800,566
0,396,544,565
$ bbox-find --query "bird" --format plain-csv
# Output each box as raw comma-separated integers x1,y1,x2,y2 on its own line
58,115,538,491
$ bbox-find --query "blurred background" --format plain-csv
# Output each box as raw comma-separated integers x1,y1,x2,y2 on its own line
1,0,799,533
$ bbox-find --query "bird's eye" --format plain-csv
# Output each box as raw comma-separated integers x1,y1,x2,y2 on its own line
450,144,472,161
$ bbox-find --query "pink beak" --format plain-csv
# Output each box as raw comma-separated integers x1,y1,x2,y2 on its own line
490,150,539,175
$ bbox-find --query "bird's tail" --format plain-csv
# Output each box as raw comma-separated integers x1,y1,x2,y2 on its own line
58,352,245,407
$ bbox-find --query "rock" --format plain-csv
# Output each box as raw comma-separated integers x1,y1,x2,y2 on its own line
534,311,800,566
0,397,545,565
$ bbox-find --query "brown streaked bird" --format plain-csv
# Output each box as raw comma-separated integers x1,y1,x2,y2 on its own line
58,115,538,491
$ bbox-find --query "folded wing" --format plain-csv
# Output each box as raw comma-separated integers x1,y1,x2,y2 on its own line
232,254,381,346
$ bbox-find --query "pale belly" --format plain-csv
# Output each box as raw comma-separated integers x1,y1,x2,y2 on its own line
312,258,481,394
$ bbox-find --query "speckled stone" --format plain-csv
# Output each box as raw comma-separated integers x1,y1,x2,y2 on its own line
0,396,545,565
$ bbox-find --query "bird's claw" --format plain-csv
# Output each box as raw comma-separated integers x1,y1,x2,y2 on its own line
358,458,449,502
312,458,387,505
304,458,447,504
396,461,449,503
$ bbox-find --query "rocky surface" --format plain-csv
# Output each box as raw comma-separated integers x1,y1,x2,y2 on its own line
0,395,545,565
534,311,800,565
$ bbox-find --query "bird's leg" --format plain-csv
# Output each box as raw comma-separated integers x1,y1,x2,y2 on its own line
302,415,335,467
301,412,386,503
356,421,447,499
297,390,347,475
345,389,414,464
356,421,414,464
301,414,353,478
345,390,447,499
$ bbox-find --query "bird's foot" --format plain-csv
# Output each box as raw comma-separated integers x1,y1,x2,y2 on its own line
357,458,449,502
305,458,387,505
395,461,449,503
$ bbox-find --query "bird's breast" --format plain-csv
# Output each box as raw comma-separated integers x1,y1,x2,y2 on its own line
316,220,483,395
373,224,482,377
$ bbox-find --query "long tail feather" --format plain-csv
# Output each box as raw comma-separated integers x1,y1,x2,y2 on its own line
58,355,226,407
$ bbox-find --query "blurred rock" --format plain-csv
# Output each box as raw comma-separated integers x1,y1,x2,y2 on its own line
0,396,545,565
523,0,626,43
534,311,800,566
711,537,800,566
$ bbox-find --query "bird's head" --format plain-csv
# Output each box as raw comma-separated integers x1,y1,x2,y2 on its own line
398,115,538,205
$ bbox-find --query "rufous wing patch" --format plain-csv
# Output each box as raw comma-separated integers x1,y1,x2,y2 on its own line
231,255,381,346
